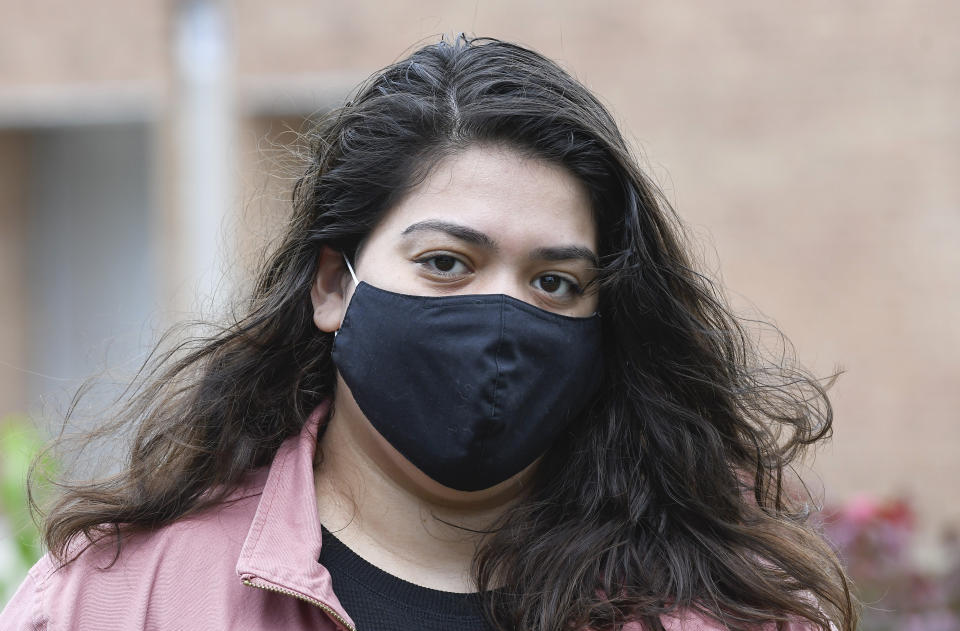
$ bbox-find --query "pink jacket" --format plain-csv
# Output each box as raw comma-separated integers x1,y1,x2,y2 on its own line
1,402,819,630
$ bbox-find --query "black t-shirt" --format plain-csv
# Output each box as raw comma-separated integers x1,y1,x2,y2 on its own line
318,526,495,631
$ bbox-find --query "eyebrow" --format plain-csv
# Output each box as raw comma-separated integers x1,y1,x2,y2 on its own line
400,219,598,267
530,245,599,268
401,220,497,248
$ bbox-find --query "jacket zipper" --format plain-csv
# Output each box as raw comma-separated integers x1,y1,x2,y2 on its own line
241,576,356,631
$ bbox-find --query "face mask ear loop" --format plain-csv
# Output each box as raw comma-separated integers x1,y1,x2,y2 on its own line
335,253,360,339
343,253,359,287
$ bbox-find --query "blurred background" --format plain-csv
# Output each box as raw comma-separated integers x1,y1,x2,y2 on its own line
1,0,958,625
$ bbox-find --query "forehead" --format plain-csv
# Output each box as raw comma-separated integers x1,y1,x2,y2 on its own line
373,145,596,251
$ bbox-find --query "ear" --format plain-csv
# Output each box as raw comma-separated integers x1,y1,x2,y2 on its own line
310,246,351,333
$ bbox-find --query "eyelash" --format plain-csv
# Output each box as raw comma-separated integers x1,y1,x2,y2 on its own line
413,254,584,298
414,254,469,277
534,274,584,297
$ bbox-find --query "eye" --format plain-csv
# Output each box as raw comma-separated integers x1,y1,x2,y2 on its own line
533,273,582,299
415,254,470,277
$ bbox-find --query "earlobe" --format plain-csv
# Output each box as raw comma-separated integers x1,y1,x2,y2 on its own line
310,247,350,333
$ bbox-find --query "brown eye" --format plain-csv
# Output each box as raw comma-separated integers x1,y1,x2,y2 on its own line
534,273,581,298
433,255,457,272
539,274,562,293
415,254,470,277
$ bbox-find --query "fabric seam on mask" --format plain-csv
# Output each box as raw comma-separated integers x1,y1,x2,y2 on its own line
489,295,505,426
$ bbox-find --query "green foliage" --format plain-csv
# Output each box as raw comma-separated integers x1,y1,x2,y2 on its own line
0,415,54,607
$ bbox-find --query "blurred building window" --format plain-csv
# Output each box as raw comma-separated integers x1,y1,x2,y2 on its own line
26,124,159,430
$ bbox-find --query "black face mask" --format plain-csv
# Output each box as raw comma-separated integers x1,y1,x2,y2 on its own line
330,263,603,492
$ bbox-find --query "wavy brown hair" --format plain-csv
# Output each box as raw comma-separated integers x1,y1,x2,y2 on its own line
33,35,857,631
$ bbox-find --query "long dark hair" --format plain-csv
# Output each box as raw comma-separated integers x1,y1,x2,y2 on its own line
34,35,856,631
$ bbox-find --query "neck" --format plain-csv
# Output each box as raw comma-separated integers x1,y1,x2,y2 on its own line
314,391,529,593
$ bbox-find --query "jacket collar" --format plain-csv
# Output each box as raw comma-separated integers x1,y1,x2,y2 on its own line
235,400,355,630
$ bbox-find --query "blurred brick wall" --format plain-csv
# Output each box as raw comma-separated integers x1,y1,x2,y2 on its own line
0,1,166,85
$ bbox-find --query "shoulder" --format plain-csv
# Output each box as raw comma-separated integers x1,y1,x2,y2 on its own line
2,469,269,630
1,554,52,628
67,466,268,574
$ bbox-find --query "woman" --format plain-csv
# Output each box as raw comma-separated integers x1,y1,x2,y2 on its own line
2,35,856,630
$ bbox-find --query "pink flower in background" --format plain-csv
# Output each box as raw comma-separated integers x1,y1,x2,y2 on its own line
815,496,960,631
844,494,880,525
